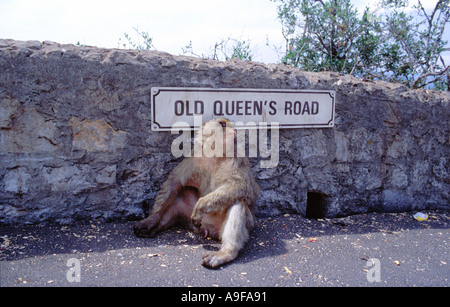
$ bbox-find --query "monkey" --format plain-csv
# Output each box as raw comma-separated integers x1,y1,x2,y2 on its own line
134,118,260,269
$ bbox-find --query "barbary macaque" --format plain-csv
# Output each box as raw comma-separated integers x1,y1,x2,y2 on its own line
134,118,260,268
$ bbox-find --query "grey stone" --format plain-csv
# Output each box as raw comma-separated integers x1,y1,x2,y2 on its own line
0,39,449,224
0,107,57,153
4,168,31,194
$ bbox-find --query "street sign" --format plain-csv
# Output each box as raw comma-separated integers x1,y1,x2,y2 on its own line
151,87,335,131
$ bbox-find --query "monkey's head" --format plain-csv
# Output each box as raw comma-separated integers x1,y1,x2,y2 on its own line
195,118,237,158
201,118,236,138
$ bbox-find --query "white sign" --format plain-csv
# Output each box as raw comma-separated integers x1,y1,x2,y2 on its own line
151,88,335,131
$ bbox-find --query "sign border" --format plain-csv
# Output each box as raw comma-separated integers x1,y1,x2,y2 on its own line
151,87,335,131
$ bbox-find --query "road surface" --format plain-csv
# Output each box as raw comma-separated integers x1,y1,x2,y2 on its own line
1,210,448,287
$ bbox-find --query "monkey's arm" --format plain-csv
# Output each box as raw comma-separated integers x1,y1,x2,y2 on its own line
191,180,248,224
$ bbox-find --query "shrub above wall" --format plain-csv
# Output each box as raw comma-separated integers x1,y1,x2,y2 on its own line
0,39,448,224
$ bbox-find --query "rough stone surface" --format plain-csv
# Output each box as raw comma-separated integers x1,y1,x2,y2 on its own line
0,39,449,224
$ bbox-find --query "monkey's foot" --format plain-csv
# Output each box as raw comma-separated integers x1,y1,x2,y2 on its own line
133,215,160,238
202,250,237,269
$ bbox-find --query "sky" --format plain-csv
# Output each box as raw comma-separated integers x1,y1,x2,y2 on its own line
0,0,285,63
0,0,448,64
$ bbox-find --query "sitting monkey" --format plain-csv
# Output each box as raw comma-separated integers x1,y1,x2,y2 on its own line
134,118,260,268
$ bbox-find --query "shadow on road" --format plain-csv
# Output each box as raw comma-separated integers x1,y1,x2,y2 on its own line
1,210,448,266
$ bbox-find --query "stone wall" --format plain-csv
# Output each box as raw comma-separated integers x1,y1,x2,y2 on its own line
0,39,448,224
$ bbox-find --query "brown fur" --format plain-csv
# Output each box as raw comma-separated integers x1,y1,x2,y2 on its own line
134,118,259,268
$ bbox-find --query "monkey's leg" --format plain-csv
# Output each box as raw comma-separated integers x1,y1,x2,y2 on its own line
202,201,254,269
134,185,198,238
133,178,182,237
133,194,182,238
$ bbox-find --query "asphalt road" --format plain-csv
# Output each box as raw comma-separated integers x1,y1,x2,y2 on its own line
0,210,448,287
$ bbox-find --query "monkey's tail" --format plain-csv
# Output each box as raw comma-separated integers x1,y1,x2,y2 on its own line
221,201,253,254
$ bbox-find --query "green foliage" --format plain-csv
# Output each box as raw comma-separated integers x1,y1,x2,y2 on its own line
381,0,450,89
275,0,369,73
119,28,253,62
116,0,449,90
273,0,450,89
118,27,154,51
230,40,254,61
182,38,254,61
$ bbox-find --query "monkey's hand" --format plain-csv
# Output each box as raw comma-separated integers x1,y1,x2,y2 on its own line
190,196,210,228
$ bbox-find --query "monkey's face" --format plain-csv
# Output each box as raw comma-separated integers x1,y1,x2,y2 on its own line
204,118,236,142
196,118,236,157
